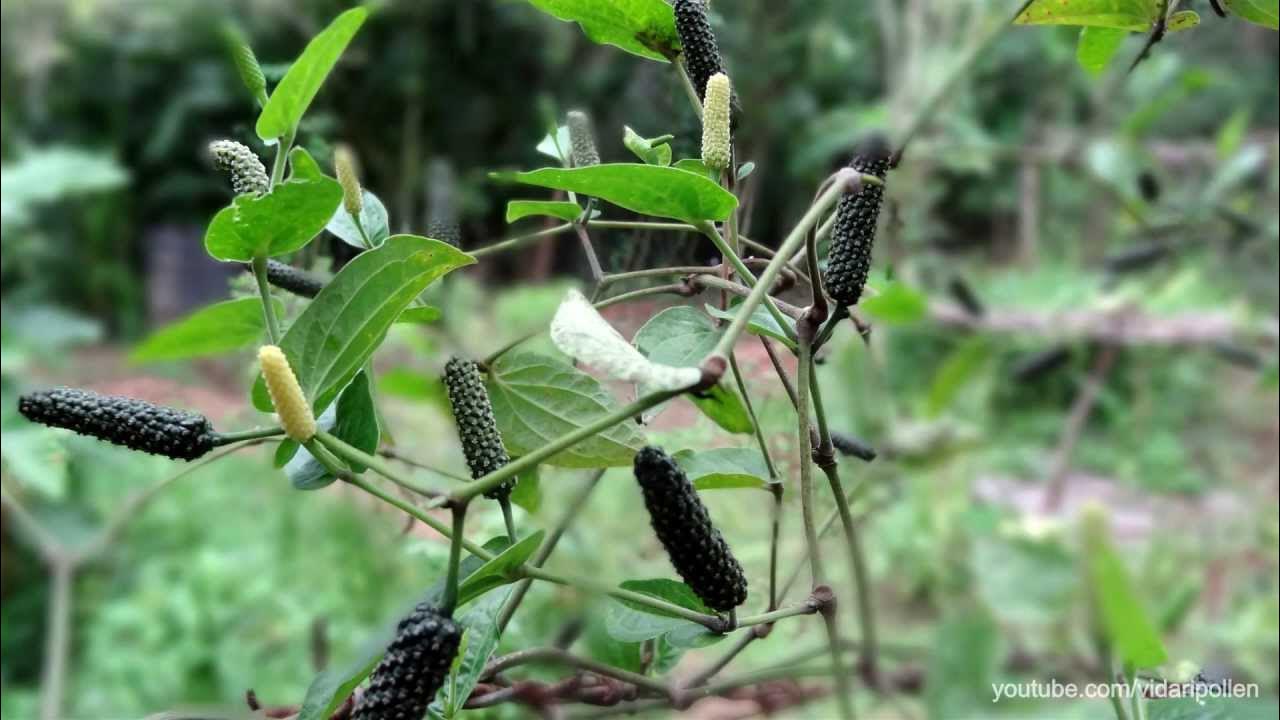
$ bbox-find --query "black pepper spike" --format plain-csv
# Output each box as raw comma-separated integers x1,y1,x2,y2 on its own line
824,136,892,307
352,603,462,720
673,0,726,101
242,260,326,298
443,357,513,500
18,388,215,461
633,446,748,612
426,220,461,249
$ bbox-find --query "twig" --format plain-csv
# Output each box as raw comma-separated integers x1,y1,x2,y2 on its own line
1042,346,1118,512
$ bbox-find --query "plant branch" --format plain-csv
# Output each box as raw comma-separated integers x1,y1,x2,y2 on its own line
442,502,469,615
252,256,283,344
482,647,671,699
470,223,574,259
212,426,285,445
316,431,444,498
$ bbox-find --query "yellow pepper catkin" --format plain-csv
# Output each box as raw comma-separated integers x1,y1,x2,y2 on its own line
700,73,732,172
259,345,316,442
334,144,363,216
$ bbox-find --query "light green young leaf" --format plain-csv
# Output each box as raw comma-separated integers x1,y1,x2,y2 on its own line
622,126,673,166
524,0,680,61
256,7,368,140
860,281,928,324
204,175,343,261
327,189,390,249
1082,509,1169,669
1077,26,1130,75
1015,0,1157,30
673,157,718,181
1223,0,1279,29
486,352,646,468
252,235,473,414
673,447,769,490
395,305,442,325
492,164,737,224
505,199,584,223
1165,9,1200,30
704,303,798,350
455,531,545,606
536,125,572,164
926,337,992,417
130,297,282,363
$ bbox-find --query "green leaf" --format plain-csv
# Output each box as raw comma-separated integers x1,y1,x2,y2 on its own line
536,125,572,164
605,579,720,647
523,0,680,61
486,351,646,467
434,590,510,718
1216,108,1252,160
204,176,343,261
673,447,769,490
622,126,673,166
491,164,737,224
510,465,542,513
926,338,992,417
456,531,544,607
860,281,928,324
736,161,756,181
632,306,753,434
379,368,447,405
926,610,1000,719
395,305,442,325
1082,510,1168,668
1015,0,1158,31
673,157,717,180
129,297,281,363
1148,697,1280,720
1077,26,1130,75
286,371,380,490
505,199,583,224
252,235,473,414
256,8,368,140
1223,0,1279,29
704,303,797,350
1165,9,1200,30
327,189,390,249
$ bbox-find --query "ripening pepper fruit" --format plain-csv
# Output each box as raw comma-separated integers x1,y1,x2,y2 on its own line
352,602,462,720
18,388,215,461
674,0,727,102
259,346,316,443
567,110,600,168
426,220,462,249
334,144,363,216
209,140,269,196
823,136,892,307
700,73,732,171
633,446,748,612
443,357,514,500
261,259,325,298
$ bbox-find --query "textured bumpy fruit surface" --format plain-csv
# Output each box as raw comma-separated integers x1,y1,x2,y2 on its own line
18,388,215,461
352,603,462,720
260,259,325,298
209,139,269,196
673,0,726,101
444,357,513,500
567,110,600,168
633,446,748,611
426,220,462,248
700,73,732,171
823,142,892,307
259,345,316,442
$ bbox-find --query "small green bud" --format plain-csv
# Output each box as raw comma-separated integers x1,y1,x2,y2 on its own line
700,73,732,171
334,144,363,216
209,140,269,196
567,110,600,168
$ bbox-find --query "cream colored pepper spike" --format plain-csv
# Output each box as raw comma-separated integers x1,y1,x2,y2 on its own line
700,73,732,172
259,345,316,442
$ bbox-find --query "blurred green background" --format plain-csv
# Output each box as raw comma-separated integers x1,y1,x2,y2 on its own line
1,1,1277,718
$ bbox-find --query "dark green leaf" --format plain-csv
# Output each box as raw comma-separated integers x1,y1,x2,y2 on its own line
256,8,368,139
1082,511,1168,668
491,164,737,224
485,351,646,467
605,579,718,645
673,447,769,490
456,531,544,606
129,297,282,363
327,189,390,249
505,199,583,223
523,0,680,61
204,176,343,261
435,589,510,718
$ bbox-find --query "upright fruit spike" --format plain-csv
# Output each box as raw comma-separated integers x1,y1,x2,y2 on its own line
209,140,269,196
700,73,732,171
673,0,727,102
258,346,316,442
823,135,892,307
220,23,268,106
334,144,363,216
567,110,600,168
443,357,514,500
352,603,462,720
258,259,326,298
18,388,215,461
633,446,748,612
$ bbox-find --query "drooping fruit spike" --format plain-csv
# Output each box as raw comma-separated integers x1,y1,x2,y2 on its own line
567,110,600,168
700,73,732,171
209,140,269,196
262,259,326,298
258,345,316,442
823,135,892,307
633,446,748,612
673,0,727,102
443,357,514,500
334,144,363,216
352,603,462,720
18,388,214,461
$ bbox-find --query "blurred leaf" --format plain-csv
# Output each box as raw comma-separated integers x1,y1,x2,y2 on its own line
510,465,542,513
705,302,797,350
220,22,268,106
622,126,673,166
287,371,379,490
632,306,752,434
1148,697,1280,719
395,306,442,325
926,338,992,417
673,157,718,180
1,147,127,229
1077,27,1129,75
253,235,473,414
256,8,368,140
456,531,544,607
673,447,769,490
379,368,446,404
492,165,737,223
1204,145,1267,204
505,199,583,223
1216,108,1252,160
1,427,69,499
536,125,572,164
204,176,342,261
1015,0,1157,30
523,0,680,62
327,189,390,249
130,298,281,363
973,538,1075,626
736,161,756,180
486,351,646,467
1082,510,1168,668
605,579,720,650
926,609,1000,719
1166,9,1200,30
1222,0,1279,29
860,281,927,324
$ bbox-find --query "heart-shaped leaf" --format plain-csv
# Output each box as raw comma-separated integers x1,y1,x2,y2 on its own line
327,189,390,249
204,175,343,261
